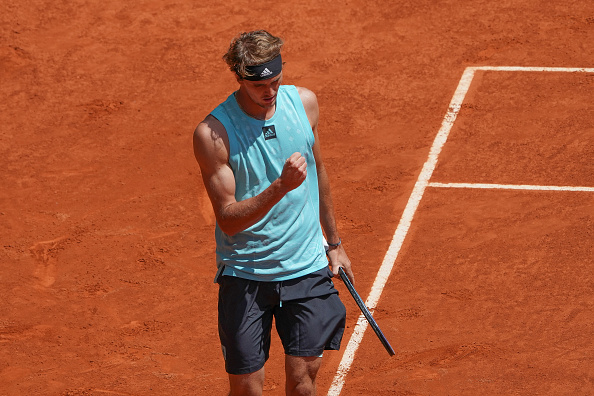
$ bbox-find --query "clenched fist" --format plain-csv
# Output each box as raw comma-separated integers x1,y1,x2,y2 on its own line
279,152,307,192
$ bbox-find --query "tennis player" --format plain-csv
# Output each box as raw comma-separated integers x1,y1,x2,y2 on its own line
193,30,354,395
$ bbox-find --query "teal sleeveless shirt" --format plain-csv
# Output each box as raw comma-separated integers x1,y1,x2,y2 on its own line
210,85,327,281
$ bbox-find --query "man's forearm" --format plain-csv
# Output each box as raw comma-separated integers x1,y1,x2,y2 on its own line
215,152,307,236
216,178,288,236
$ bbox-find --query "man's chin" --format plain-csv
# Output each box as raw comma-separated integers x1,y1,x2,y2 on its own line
261,97,276,107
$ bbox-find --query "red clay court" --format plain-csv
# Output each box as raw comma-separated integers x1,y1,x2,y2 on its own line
1,1,593,395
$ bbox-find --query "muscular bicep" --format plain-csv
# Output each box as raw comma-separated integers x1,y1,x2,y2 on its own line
193,118,237,220
201,160,237,217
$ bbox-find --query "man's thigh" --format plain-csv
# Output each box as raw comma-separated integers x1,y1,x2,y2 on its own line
218,275,277,375
275,269,346,357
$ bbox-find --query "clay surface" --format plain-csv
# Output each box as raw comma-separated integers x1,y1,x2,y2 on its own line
1,0,593,394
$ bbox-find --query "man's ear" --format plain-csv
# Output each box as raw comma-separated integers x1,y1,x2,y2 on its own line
234,73,243,84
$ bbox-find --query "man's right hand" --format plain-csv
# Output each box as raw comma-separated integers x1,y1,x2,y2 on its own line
280,152,307,192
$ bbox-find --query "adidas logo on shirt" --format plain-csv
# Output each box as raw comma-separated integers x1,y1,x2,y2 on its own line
260,68,273,77
262,125,277,140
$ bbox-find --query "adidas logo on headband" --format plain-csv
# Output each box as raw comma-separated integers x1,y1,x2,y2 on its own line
260,68,273,77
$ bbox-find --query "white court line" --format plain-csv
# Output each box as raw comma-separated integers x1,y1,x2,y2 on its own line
471,66,594,73
327,67,477,396
327,64,594,396
429,182,594,192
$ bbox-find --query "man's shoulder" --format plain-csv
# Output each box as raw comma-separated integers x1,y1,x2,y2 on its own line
193,113,230,166
291,86,319,121
194,114,228,145
196,114,224,132
279,84,315,99
294,86,316,100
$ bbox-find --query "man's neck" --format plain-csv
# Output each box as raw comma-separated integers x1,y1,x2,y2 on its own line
235,90,276,121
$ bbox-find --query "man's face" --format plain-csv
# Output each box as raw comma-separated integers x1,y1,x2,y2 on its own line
239,73,283,108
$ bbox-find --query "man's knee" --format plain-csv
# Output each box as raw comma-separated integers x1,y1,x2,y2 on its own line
228,367,265,396
285,356,322,395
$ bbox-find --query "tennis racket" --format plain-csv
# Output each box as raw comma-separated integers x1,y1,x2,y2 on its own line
338,267,395,356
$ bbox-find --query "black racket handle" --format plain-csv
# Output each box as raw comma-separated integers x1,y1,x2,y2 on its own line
339,267,395,356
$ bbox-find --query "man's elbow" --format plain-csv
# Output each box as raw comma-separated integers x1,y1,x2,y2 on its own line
216,218,241,237
220,227,239,237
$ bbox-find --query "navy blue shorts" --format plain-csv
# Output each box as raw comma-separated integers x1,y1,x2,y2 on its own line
217,266,346,375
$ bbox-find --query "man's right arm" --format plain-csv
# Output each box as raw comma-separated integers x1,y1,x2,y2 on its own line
193,115,307,236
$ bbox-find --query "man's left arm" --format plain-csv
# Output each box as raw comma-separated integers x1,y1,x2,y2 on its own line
297,87,355,285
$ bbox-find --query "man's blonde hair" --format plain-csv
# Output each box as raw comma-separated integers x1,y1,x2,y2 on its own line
223,30,284,79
